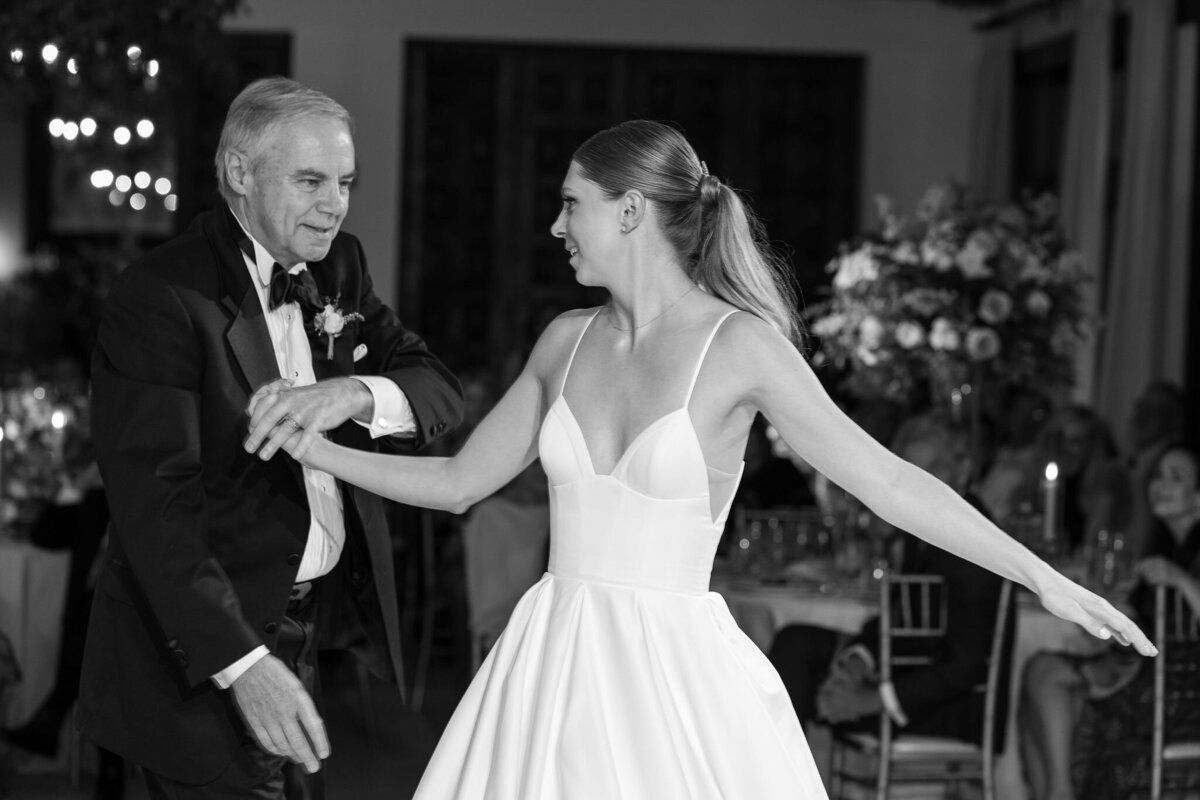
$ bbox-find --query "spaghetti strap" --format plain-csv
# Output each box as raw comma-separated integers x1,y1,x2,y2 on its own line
683,310,739,405
557,309,602,399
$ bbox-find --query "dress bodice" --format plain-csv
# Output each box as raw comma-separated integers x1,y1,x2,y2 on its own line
537,310,744,594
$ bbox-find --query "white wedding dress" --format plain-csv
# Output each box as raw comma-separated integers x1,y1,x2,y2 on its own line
412,310,828,799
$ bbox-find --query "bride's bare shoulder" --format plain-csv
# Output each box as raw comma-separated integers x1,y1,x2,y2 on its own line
525,307,603,374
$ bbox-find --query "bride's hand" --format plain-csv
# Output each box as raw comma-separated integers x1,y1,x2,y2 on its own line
280,427,320,466
1033,571,1157,657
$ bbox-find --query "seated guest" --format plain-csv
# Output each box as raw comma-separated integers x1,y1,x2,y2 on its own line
768,413,1007,744
976,385,1052,523
1035,405,1131,554
1126,381,1186,555
1020,441,1200,800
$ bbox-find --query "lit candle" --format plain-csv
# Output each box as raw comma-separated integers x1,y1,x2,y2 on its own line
50,407,67,463
1042,461,1059,544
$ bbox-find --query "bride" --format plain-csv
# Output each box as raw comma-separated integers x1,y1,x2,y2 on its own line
246,120,1154,798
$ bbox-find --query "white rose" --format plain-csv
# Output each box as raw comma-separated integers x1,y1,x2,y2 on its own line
894,321,925,350
858,315,885,349
1025,289,1052,316
811,313,847,337
928,318,961,351
833,248,879,290
321,306,346,335
956,240,992,279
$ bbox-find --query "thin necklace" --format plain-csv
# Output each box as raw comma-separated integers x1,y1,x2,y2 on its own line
606,284,697,332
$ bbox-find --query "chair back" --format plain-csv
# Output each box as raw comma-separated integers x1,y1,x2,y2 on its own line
1151,583,1200,800
872,571,1014,800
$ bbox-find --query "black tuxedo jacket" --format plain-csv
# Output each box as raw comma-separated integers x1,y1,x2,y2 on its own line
851,495,1014,745
78,207,463,782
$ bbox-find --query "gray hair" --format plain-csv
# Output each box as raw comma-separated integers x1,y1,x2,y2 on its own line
214,76,354,203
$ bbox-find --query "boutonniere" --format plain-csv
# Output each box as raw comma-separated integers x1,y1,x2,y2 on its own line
311,295,364,360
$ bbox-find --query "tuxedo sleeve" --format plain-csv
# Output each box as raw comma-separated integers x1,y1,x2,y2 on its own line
91,266,262,687
350,238,463,452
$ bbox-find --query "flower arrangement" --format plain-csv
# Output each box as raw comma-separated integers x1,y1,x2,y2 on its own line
806,183,1091,407
0,382,91,537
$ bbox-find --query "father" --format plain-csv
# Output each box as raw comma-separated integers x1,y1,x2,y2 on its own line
80,77,462,798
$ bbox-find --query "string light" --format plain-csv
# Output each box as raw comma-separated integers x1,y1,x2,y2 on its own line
48,118,65,137
80,117,96,136
129,193,147,211
126,45,142,62
9,48,23,64
66,57,78,75
154,177,171,195
62,121,79,141
41,44,58,65
114,174,132,192
113,126,131,145
164,194,178,212
134,171,151,189
91,169,114,189
146,59,159,77
136,119,154,138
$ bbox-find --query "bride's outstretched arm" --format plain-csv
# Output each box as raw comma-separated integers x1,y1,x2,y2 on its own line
724,313,1157,657
246,318,573,513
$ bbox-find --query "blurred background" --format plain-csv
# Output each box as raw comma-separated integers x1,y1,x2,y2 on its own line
1,0,1198,797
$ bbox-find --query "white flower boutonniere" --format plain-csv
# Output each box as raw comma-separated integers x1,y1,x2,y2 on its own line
312,296,364,360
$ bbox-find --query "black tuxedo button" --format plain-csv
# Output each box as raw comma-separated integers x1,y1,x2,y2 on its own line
264,621,279,635
171,647,188,668
287,553,301,566
434,421,446,434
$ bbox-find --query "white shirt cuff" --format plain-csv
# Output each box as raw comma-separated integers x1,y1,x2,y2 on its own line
211,645,269,689
841,644,877,677
350,376,417,437
879,681,909,727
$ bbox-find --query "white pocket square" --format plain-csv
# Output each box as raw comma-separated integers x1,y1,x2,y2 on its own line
353,344,368,362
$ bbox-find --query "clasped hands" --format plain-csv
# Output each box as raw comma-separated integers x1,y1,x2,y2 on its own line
815,650,883,725
243,377,372,462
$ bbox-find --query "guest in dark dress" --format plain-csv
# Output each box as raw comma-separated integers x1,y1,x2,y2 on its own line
768,413,1010,743
1020,442,1200,800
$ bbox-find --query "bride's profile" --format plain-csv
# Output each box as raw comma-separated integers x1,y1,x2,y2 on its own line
246,119,1154,798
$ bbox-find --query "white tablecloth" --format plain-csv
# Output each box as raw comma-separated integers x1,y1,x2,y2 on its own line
713,576,1100,800
0,539,70,727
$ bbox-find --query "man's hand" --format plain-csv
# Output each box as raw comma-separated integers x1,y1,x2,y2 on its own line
230,654,329,773
815,675,883,724
828,649,873,685
244,377,373,460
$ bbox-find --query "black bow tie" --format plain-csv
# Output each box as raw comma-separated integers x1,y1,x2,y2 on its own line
269,263,321,312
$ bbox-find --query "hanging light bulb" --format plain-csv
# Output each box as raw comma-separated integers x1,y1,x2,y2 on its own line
9,48,24,64
91,169,115,189
113,126,131,145
62,121,79,141
126,44,142,62
80,118,97,137
48,118,65,137
67,57,78,75
136,119,154,138
164,194,178,212
154,177,172,195
146,59,160,77
115,174,132,193
130,193,147,211
134,171,151,190
41,44,59,65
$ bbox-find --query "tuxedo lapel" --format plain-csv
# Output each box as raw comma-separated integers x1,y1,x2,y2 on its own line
208,208,282,395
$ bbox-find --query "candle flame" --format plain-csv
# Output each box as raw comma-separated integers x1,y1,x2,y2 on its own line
1045,461,1059,481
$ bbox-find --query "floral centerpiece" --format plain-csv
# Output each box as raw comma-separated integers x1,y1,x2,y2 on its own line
806,183,1091,409
0,382,91,538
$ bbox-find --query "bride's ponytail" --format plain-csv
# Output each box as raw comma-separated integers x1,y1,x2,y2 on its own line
573,121,803,346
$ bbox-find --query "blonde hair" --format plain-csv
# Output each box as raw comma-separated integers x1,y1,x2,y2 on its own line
214,76,354,204
572,120,803,346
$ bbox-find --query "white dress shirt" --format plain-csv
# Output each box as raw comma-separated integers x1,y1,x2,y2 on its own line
213,214,416,688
